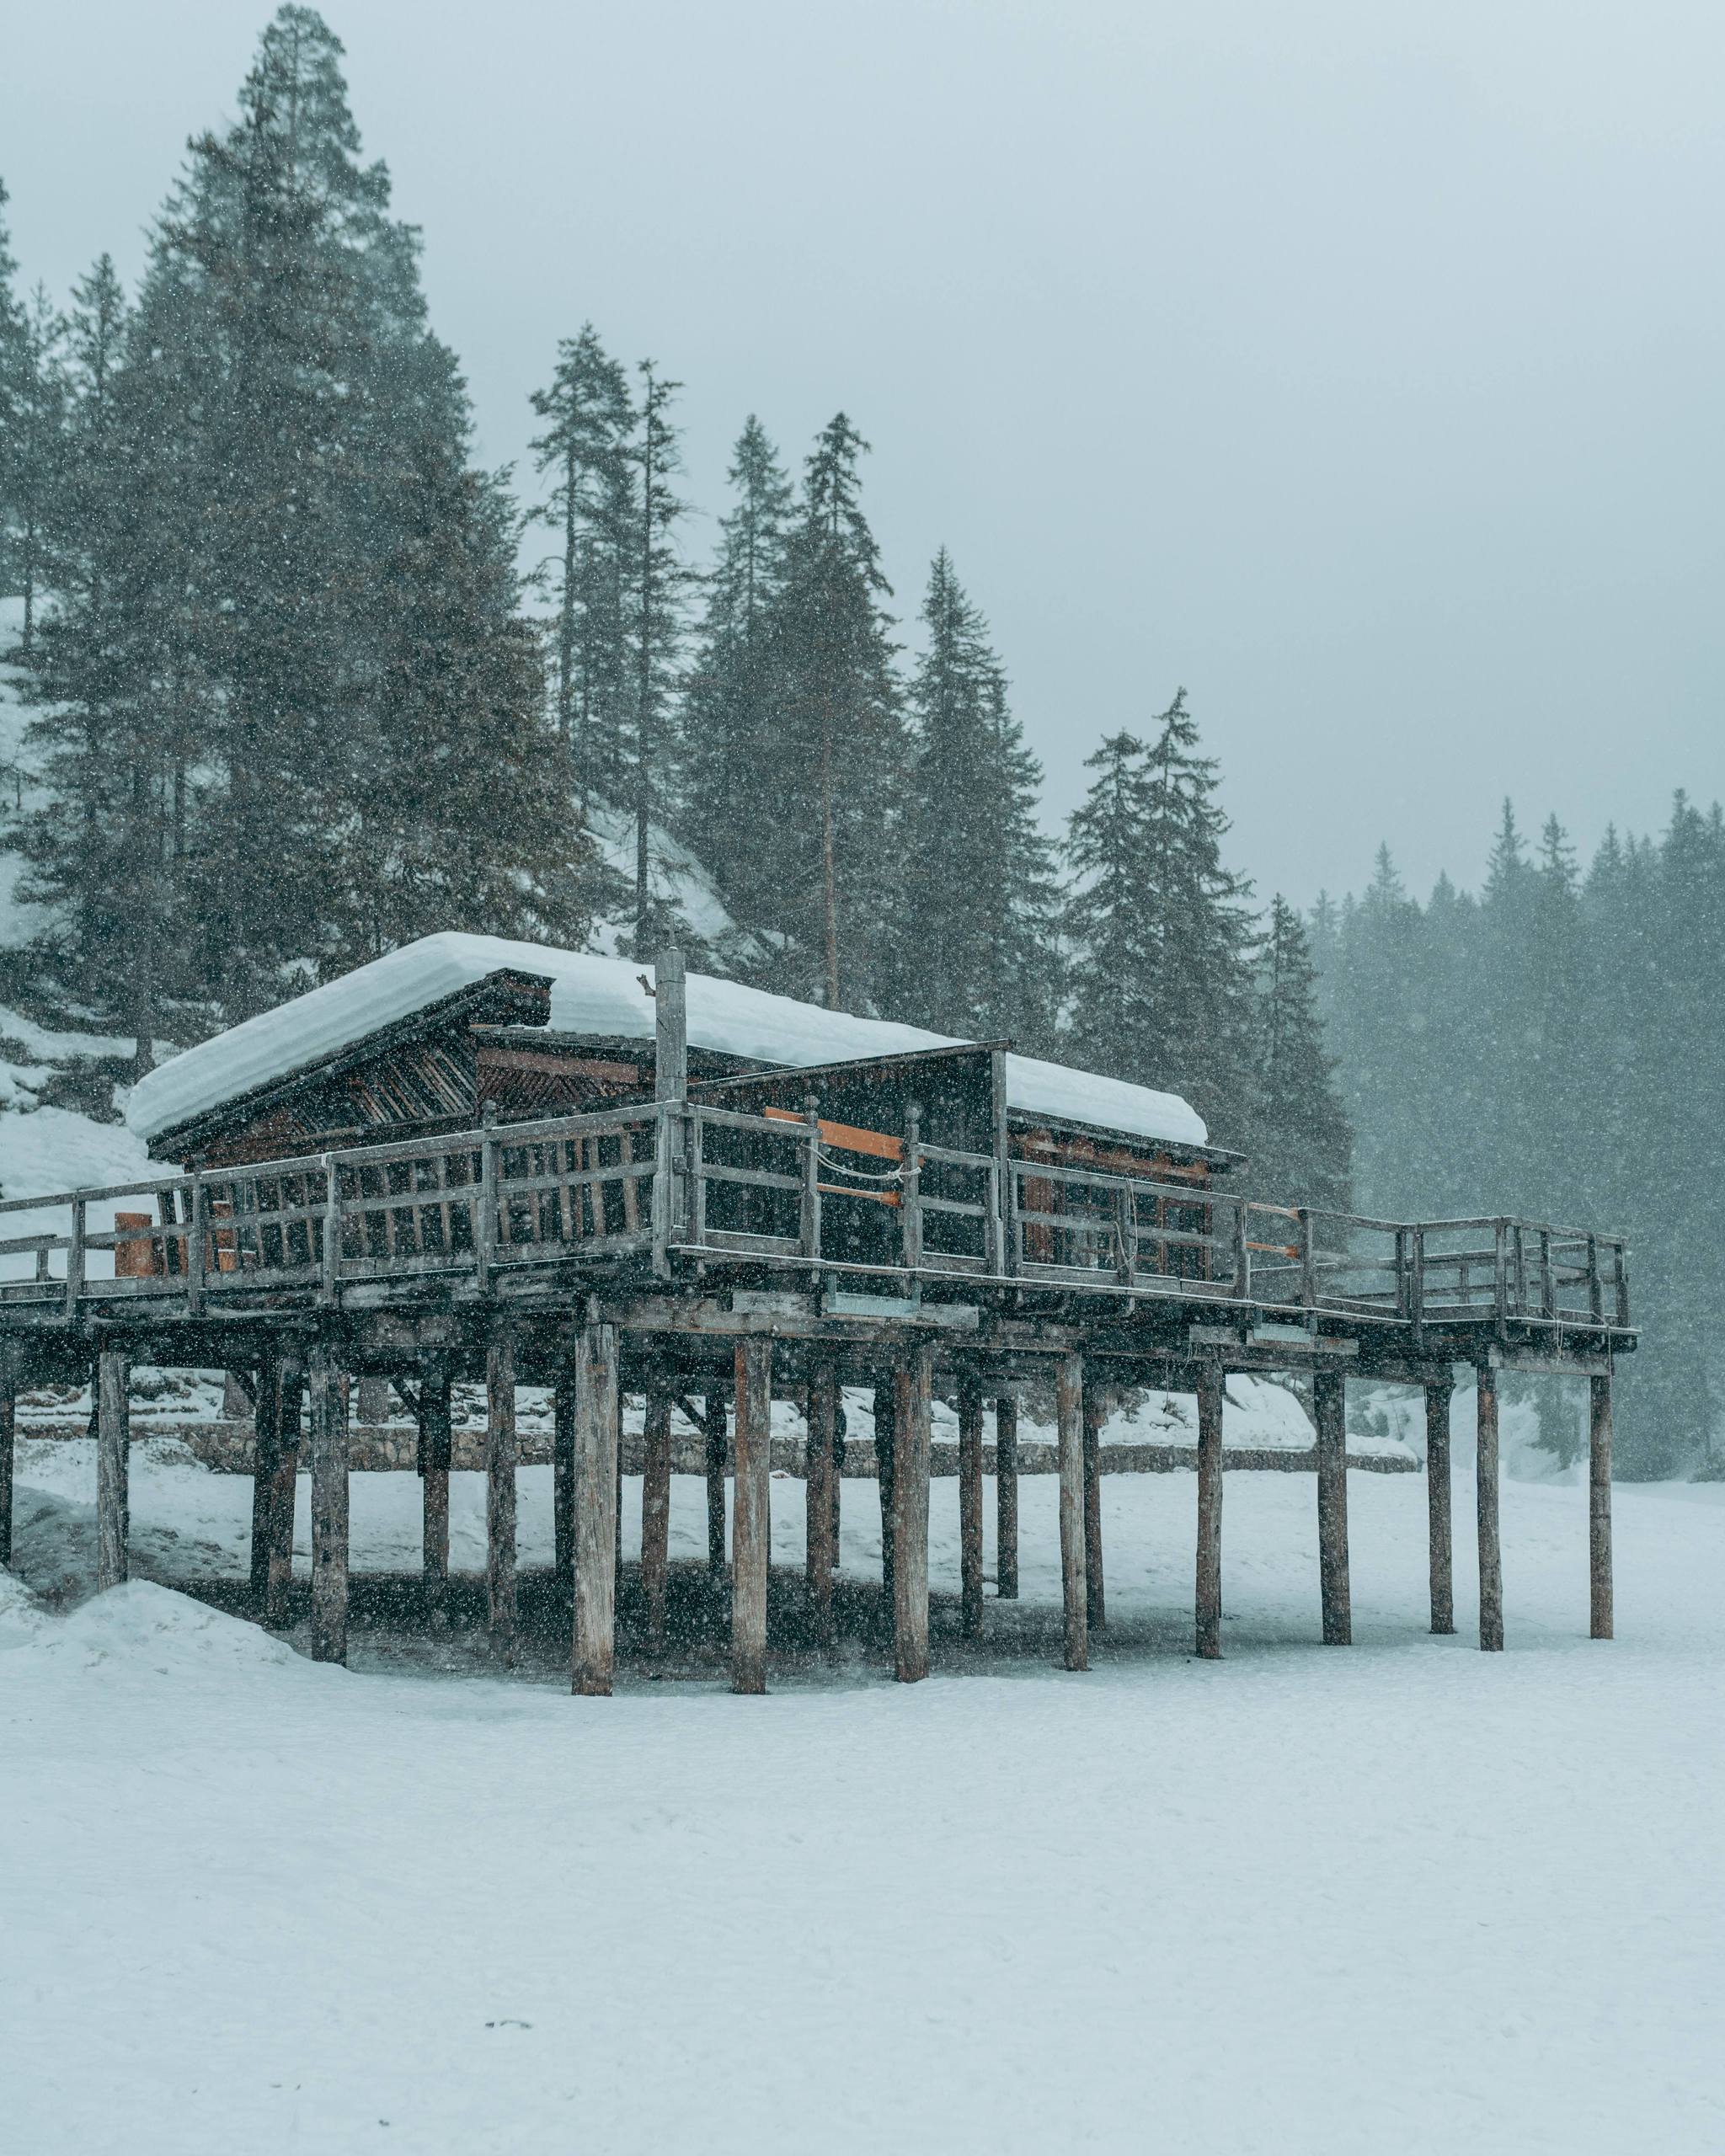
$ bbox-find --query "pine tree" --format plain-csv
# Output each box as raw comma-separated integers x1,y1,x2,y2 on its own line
6,283,67,655
528,323,634,786
625,360,692,956
0,178,30,622
1249,895,1352,1209
895,550,1058,1044
765,414,905,1007
1066,691,1257,1136
679,416,793,937
1063,731,1158,1079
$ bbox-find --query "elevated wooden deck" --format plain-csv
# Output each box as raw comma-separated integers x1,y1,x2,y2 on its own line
0,1097,1632,1689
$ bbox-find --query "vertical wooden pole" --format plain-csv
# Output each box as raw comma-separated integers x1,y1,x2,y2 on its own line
418,1359,451,1620
553,1359,576,1590
958,1371,984,1639
308,1340,349,1663
1082,1377,1106,1630
1314,1367,1352,1646
1055,1352,1088,1671
1195,1361,1224,1659
1426,1379,1455,1635
731,1336,772,1694
267,1358,303,1626
486,1326,517,1660
614,1385,625,1583
995,1392,1019,1600
1589,1371,1613,1641
642,1380,672,1652
96,1346,130,1593
892,1346,932,1683
874,1377,897,1606
1476,1362,1503,1652
248,1353,280,1607
704,1381,728,1574
0,1345,16,1569
573,1321,620,1695
805,1357,837,1647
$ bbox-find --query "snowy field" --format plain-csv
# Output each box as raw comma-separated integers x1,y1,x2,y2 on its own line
5,1441,1724,2153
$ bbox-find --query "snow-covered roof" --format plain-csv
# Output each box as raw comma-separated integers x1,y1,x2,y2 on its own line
126,932,1208,1150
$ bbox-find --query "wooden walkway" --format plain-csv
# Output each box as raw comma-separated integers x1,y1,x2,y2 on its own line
0,1097,1633,1691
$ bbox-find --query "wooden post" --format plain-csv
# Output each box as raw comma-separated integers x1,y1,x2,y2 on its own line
248,1353,280,1608
0,1344,16,1569
958,1371,984,1640
805,1357,837,1647
1426,1379,1455,1635
573,1321,620,1695
1314,1367,1351,1646
308,1340,349,1663
642,1380,672,1652
732,1335,772,1694
995,1392,1019,1600
553,1359,576,1589
1195,1361,1224,1658
900,1103,923,1271
704,1381,728,1574
1055,1353,1087,1670
418,1364,452,1615
873,1377,896,1606
96,1346,130,1593
655,945,688,1101
1589,1371,1613,1641
486,1326,517,1660
267,1357,303,1626
1082,1377,1106,1630
1477,1362,1503,1652
892,1345,932,1682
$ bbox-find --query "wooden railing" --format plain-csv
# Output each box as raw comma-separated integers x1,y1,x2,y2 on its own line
0,1098,1632,1336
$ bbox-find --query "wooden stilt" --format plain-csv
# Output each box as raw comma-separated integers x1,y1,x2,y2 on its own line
892,1347,932,1681
248,1352,281,1607
96,1346,130,1593
1314,1367,1352,1646
805,1358,837,1647
830,1395,842,1576
1426,1380,1455,1635
1195,1361,1224,1658
1082,1377,1106,1629
0,1345,16,1569
266,1358,302,1626
874,1377,896,1606
573,1321,620,1695
486,1326,517,1660
417,1359,451,1621
308,1341,349,1663
553,1362,576,1589
642,1381,672,1652
1589,1371,1613,1641
614,1387,625,1582
995,1393,1019,1600
1477,1363,1503,1652
1055,1352,1087,1671
704,1382,728,1574
731,1336,772,1694
356,1374,390,1425
958,1371,984,1639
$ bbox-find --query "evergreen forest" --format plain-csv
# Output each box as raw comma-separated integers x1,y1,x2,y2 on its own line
0,7,1717,1473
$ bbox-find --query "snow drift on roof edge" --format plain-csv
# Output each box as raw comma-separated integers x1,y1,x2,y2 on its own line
125,931,1208,1150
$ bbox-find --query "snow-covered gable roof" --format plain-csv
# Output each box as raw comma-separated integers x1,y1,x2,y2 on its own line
126,931,1209,1150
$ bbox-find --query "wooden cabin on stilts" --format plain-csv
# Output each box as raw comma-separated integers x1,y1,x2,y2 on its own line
0,932,1634,1688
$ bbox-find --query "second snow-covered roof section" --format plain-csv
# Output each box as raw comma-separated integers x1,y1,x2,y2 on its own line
125,932,1209,1151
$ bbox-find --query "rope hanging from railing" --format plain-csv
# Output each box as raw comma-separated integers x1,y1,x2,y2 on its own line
814,1147,904,1185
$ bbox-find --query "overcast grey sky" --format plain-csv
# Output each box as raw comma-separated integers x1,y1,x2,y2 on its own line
5,0,1722,905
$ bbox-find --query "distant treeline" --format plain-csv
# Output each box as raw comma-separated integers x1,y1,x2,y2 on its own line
1316,806,1725,1475
0,8,1712,1471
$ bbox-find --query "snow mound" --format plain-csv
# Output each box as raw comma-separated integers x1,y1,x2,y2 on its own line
0,1565,49,1649
45,1579,301,1673
125,931,1208,1150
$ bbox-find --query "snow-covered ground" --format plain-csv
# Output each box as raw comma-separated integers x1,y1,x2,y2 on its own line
5,1437,1722,2153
